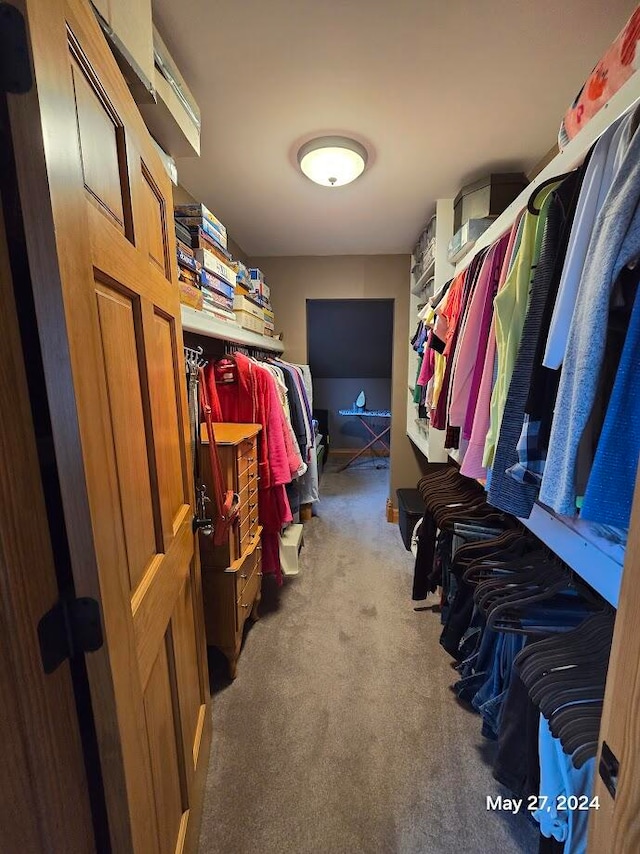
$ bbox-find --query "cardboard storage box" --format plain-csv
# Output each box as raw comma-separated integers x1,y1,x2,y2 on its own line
194,248,236,287
234,310,265,335
200,269,234,300
233,294,264,320
178,281,203,310
174,203,227,241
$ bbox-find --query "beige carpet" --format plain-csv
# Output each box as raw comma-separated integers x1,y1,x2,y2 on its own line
199,459,537,854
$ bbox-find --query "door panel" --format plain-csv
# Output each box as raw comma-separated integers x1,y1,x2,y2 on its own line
144,640,185,854
148,311,190,541
172,574,206,784
8,0,210,851
70,48,131,236
95,282,157,592
140,161,171,279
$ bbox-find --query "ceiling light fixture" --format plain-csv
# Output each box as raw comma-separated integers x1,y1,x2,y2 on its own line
297,136,368,187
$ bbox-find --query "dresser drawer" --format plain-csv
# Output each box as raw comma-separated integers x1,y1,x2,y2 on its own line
237,561,261,626
249,501,260,535
239,511,251,545
237,438,256,462
234,529,261,584
237,482,258,510
237,460,258,493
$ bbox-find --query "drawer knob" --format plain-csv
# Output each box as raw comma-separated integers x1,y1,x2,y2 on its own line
242,603,250,609
240,573,248,579
258,572,263,577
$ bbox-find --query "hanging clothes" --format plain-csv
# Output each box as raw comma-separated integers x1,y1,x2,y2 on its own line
275,361,308,459
288,362,320,506
488,170,584,517
543,114,629,369
449,236,509,431
460,213,524,480
540,109,640,517
483,180,561,470
263,363,307,479
581,275,640,528
431,266,478,430
205,353,293,583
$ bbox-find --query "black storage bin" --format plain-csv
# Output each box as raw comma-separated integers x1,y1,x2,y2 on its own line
396,488,426,551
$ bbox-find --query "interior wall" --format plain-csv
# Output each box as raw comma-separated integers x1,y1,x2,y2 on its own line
250,254,427,505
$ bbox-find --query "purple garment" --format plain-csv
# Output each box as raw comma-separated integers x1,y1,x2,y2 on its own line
463,233,511,440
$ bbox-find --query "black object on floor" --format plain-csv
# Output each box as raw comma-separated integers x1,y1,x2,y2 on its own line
396,488,427,551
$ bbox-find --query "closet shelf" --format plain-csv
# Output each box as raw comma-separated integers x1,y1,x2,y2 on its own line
411,260,436,294
520,503,623,608
407,423,430,459
181,305,284,353
446,449,624,606
453,70,640,276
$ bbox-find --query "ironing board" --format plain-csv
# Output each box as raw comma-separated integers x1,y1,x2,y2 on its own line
336,409,392,472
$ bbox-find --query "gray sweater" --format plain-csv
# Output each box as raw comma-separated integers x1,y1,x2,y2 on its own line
540,108,640,516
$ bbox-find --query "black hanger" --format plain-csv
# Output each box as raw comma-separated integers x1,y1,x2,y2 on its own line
527,170,576,214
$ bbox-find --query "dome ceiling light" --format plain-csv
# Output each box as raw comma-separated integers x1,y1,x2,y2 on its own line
297,136,368,187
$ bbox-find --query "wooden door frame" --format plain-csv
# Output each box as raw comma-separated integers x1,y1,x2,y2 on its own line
6,1,212,850
0,111,96,851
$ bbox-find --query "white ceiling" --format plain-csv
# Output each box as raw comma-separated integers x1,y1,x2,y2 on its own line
153,0,637,257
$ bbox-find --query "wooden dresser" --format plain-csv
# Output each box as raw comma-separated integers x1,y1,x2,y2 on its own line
199,423,262,678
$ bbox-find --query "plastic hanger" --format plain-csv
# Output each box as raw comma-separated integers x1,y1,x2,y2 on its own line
527,171,575,214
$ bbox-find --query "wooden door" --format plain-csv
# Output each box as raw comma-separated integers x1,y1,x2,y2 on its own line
6,1,211,851
0,170,95,852
588,467,640,853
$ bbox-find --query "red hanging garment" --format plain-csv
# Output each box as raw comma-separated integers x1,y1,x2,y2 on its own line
205,354,292,583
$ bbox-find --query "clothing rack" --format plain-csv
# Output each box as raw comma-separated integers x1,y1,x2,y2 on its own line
223,341,276,362
424,77,640,610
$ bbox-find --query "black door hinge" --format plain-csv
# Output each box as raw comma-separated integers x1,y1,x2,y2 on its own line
599,741,620,799
0,4,33,94
38,596,104,674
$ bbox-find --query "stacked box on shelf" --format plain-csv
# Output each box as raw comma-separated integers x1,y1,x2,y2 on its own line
233,294,265,335
231,260,252,290
411,215,436,282
198,260,238,324
194,247,236,289
263,306,275,337
174,203,227,249
175,239,203,310
248,267,272,305
175,219,192,247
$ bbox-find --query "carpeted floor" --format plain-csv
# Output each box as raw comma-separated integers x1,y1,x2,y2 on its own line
198,459,538,854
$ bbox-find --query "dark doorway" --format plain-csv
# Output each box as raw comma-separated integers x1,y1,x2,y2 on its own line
307,299,394,466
